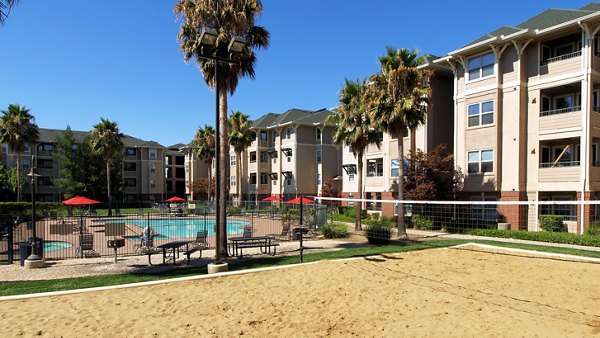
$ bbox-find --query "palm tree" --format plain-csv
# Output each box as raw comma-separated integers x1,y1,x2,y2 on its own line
366,47,431,238
193,125,216,201
90,118,124,216
0,0,19,25
0,104,39,201
328,79,382,231
175,0,269,258
228,110,253,205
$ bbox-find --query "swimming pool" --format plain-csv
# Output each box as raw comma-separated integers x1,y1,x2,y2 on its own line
104,218,250,239
44,240,73,252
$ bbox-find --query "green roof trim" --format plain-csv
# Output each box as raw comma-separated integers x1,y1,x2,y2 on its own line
38,128,165,148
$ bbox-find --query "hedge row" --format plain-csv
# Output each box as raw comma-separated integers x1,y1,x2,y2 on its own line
465,229,600,247
0,202,65,217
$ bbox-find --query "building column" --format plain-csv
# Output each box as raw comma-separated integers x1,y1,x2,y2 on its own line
499,191,527,230
577,191,594,234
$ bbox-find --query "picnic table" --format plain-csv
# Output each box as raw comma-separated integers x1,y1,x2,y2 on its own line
157,240,193,265
228,236,279,258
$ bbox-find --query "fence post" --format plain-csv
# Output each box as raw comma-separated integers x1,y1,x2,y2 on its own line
7,218,14,265
79,214,84,258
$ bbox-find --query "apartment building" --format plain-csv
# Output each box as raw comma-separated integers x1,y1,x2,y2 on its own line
165,144,187,198
0,128,166,203
433,3,600,232
230,108,342,204
339,62,454,216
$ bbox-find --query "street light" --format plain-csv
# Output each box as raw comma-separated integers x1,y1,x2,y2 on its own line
26,154,44,268
197,27,246,270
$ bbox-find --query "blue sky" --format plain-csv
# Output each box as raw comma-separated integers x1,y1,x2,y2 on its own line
0,0,593,147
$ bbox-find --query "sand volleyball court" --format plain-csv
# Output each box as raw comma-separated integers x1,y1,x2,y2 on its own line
2,244,600,337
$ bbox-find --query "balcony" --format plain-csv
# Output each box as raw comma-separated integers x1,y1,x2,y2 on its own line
538,161,580,183
539,107,581,135
539,51,581,80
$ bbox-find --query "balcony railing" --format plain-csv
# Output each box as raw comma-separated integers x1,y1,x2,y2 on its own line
539,106,581,117
539,161,580,168
544,50,582,64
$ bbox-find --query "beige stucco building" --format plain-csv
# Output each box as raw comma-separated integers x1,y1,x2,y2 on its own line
434,3,600,232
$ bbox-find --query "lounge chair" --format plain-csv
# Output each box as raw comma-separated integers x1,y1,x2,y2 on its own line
183,230,209,264
77,232,96,258
268,222,291,241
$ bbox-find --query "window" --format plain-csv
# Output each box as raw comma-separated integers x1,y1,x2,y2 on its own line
230,155,236,166
37,176,52,186
391,159,400,177
260,152,268,163
175,156,184,165
468,149,494,174
231,176,236,187
260,131,267,141
1,144,7,153
348,173,355,182
250,151,257,163
126,148,136,156
124,163,136,171
272,131,278,143
150,179,156,189
37,159,53,169
287,155,291,163
24,144,30,154
272,173,278,186
286,176,292,186
316,128,322,140
150,164,156,173
471,196,498,221
124,178,136,187
250,173,257,185
149,149,157,159
251,132,257,141
348,145,353,153
468,101,494,127
348,193,354,207
175,168,185,178
316,173,321,185
37,144,54,152
286,128,291,139
316,150,322,163
260,173,268,185
21,158,30,169
468,52,494,80
367,158,383,177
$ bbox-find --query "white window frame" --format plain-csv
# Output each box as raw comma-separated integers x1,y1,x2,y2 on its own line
316,173,321,185
149,148,157,159
286,175,292,186
467,149,494,174
260,173,268,185
348,173,355,182
249,151,257,163
150,179,156,189
390,159,399,177
231,175,237,187
150,164,156,173
316,150,322,163
467,52,494,81
316,128,322,141
230,155,236,166
260,131,268,141
467,100,494,127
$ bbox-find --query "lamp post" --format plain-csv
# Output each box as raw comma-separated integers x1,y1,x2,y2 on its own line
25,154,45,268
197,27,246,270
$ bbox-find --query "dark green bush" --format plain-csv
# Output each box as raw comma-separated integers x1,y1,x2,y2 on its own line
0,202,65,217
366,220,392,245
412,214,434,230
539,215,567,232
585,221,600,236
321,222,349,239
465,229,600,247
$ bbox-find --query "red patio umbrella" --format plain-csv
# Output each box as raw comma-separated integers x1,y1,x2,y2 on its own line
62,196,101,206
262,195,283,202
285,197,314,204
165,196,186,203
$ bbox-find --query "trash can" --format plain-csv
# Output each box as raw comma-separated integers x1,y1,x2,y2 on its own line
292,228,303,240
29,237,44,258
18,242,31,266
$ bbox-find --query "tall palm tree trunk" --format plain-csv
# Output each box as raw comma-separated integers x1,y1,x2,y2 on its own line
397,130,407,238
16,155,21,201
356,153,364,231
106,161,113,216
236,150,242,206
410,127,416,174
217,90,228,258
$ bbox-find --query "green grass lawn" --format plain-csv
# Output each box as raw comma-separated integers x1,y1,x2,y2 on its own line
2,238,600,297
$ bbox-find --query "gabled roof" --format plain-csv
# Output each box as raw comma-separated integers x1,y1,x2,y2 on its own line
456,3,600,54
250,108,335,130
37,128,165,148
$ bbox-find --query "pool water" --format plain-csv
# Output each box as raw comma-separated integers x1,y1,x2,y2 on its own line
105,218,249,239
44,241,73,252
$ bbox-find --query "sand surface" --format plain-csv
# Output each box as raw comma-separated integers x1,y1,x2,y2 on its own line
2,245,600,337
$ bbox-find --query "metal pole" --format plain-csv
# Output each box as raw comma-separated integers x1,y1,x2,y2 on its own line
28,155,41,260
300,195,304,263
214,60,222,263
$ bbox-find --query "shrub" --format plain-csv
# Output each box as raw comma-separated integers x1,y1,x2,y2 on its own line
465,229,600,247
366,220,392,245
412,214,434,230
321,222,349,239
585,221,600,236
227,206,241,214
539,215,567,232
